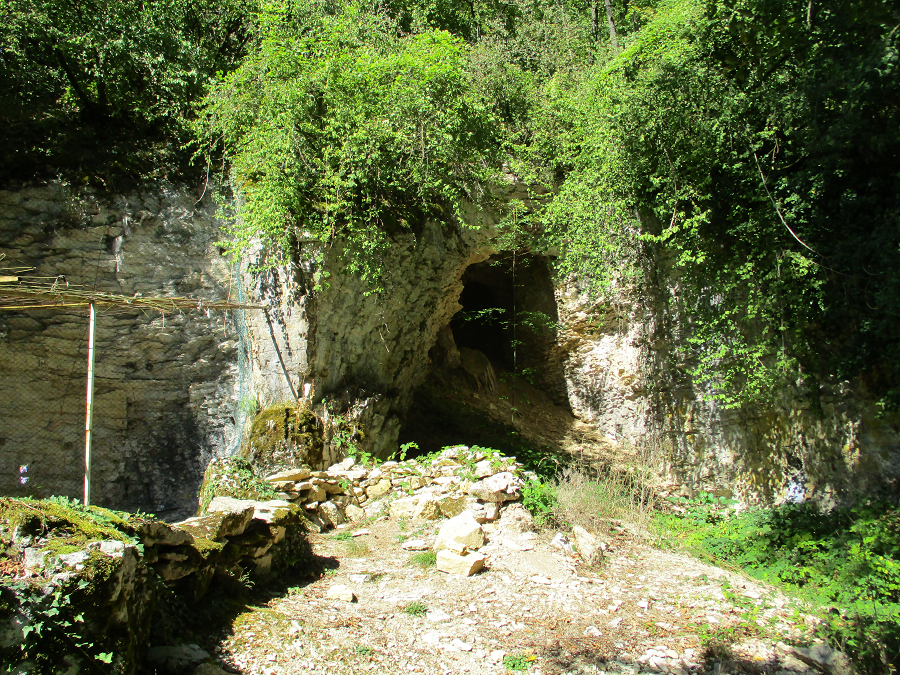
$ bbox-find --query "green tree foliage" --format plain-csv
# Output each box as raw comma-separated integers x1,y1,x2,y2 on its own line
538,0,900,408
6,0,899,411
0,0,256,182
197,0,508,284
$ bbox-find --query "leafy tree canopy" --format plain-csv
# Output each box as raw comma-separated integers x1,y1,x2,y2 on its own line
5,0,900,410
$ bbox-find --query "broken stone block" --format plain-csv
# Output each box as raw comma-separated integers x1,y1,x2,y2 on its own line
265,466,312,482
436,550,485,576
437,494,469,518
326,584,357,602
134,520,194,546
572,526,604,566
389,494,441,521
434,512,484,553
344,504,366,521
366,479,392,499
318,500,347,527
401,539,430,551
176,507,253,541
497,503,535,533
23,547,49,570
468,472,522,503
483,502,500,521
474,459,495,478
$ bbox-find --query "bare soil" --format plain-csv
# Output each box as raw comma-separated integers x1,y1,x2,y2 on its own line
201,514,822,675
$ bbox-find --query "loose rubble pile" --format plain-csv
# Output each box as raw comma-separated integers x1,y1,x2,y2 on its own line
3,445,861,675
212,500,856,675
263,445,532,533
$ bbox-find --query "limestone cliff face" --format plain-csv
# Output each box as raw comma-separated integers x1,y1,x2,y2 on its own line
241,206,497,461
0,184,242,518
556,269,900,504
2,181,897,513
0,184,498,515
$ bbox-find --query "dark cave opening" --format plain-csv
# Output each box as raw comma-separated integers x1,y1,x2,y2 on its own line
399,252,570,456
450,253,563,380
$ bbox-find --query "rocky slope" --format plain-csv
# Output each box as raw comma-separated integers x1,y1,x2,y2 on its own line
186,449,849,675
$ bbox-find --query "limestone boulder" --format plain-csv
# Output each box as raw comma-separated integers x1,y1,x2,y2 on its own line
436,550,485,576
345,504,366,521
434,512,484,553
467,472,522,503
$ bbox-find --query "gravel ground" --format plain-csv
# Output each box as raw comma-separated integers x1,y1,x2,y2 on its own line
201,514,826,675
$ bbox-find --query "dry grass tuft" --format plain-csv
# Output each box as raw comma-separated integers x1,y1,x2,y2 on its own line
553,462,657,537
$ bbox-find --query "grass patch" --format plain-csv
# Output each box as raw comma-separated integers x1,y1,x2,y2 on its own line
402,600,427,616
656,495,900,674
409,551,437,568
520,463,656,535
342,540,371,557
553,465,656,536
503,651,535,671
331,531,353,541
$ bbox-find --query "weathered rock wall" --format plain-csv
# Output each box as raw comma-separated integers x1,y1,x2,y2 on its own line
5,179,896,510
241,206,498,460
556,263,900,504
0,184,245,518
0,183,501,515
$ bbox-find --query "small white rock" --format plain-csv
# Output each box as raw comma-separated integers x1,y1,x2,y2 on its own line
401,539,430,551
326,585,356,602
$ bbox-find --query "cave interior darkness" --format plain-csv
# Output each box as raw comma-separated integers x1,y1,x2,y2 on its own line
398,252,569,455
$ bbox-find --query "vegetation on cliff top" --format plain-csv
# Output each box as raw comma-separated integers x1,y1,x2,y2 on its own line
4,0,899,408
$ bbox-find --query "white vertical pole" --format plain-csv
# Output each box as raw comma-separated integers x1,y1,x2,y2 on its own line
84,303,96,506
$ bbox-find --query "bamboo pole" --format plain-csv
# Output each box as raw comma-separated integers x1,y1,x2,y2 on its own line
84,303,96,506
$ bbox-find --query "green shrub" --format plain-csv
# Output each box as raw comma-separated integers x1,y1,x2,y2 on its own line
521,478,558,528
197,457,279,514
658,497,900,673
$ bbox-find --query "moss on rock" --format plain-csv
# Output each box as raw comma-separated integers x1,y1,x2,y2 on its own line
242,403,325,475
0,496,138,549
196,457,279,515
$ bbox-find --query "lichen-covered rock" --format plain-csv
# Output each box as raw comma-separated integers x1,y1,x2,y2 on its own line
176,508,253,541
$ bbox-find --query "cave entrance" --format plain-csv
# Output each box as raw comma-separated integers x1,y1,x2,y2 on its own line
450,253,564,392
399,252,570,457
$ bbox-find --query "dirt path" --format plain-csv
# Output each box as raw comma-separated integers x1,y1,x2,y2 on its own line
203,515,827,675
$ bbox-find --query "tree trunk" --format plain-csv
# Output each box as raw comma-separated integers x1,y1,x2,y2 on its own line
604,0,619,52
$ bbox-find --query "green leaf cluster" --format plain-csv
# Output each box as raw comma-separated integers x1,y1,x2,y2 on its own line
660,496,900,671
531,0,900,408
197,0,505,285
